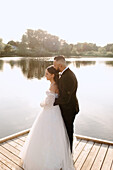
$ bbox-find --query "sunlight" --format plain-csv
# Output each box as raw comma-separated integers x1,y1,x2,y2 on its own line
0,57,113,142
0,0,113,45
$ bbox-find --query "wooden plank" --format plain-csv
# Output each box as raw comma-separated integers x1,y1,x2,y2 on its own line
12,138,25,147
6,140,23,151
73,140,87,163
2,142,20,157
0,129,30,144
0,153,23,170
74,141,94,170
81,142,101,170
91,144,108,170
76,134,113,146
0,160,11,170
73,138,81,150
111,160,113,170
17,135,27,142
101,145,113,170
1,131,113,170
0,146,22,167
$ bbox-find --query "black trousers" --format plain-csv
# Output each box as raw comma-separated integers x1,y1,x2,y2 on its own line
59,106,76,153
62,116,75,153
65,122,73,152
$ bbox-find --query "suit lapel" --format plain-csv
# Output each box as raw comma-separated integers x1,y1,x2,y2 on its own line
58,68,69,90
61,68,69,77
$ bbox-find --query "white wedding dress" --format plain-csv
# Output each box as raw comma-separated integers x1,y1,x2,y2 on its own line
19,90,75,170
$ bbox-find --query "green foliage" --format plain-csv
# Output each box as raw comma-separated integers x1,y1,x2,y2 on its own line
8,40,18,47
75,43,98,53
104,44,113,52
0,29,113,57
4,44,12,53
0,38,5,54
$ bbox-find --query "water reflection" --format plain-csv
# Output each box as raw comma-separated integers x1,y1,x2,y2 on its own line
0,57,113,141
105,61,113,67
7,59,53,79
71,61,96,68
0,58,96,79
0,60,4,71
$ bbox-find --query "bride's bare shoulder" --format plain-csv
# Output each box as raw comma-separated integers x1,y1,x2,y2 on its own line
50,84,59,94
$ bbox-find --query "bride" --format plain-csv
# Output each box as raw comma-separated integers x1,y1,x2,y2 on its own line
19,65,75,170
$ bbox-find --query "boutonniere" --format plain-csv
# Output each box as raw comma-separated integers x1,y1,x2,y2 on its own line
59,72,62,78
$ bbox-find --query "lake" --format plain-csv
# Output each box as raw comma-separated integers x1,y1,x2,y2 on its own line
0,57,113,141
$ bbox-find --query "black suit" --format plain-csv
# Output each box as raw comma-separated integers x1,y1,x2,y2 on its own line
55,68,79,152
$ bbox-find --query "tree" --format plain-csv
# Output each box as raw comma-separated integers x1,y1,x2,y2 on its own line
8,40,17,46
44,34,60,52
75,43,98,53
20,29,61,55
59,40,73,55
104,44,113,52
0,38,4,54
4,44,12,53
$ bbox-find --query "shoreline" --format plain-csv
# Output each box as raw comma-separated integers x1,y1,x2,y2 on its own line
0,55,113,58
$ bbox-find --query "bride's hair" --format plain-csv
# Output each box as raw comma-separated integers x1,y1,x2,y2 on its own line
47,65,59,85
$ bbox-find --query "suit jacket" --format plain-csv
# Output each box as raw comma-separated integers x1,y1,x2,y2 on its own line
55,68,79,123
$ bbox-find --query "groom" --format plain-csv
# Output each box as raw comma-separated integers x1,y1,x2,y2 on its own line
53,55,79,152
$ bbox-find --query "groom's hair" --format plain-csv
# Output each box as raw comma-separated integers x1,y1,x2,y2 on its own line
54,55,65,62
54,55,66,66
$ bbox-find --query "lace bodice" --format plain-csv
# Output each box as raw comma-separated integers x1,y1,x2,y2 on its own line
40,90,58,109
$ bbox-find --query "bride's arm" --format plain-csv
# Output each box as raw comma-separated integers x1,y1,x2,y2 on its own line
40,92,55,108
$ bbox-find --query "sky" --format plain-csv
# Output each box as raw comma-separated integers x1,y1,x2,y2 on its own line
0,0,113,46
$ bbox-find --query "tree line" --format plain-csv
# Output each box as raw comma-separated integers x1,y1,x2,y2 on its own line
0,29,113,57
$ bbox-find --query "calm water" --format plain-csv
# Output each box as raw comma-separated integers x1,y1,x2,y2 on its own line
0,57,113,141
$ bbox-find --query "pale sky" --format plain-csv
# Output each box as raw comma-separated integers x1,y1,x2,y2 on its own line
0,0,113,46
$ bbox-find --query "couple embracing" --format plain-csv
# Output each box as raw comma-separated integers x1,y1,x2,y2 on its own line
20,55,79,170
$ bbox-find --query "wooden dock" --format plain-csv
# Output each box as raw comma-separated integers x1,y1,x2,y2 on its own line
0,129,113,170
